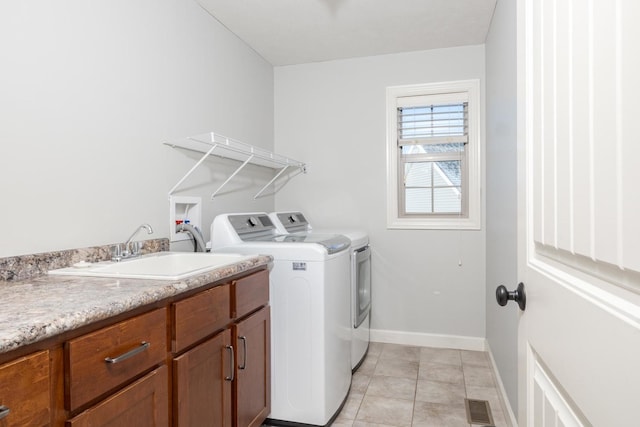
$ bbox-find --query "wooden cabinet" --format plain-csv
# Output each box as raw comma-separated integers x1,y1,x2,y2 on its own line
0,350,50,427
233,306,270,427
232,270,269,319
66,365,168,427
1,266,269,427
172,269,270,427
231,270,270,427
173,330,233,427
66,308,167,411
172,284,231,354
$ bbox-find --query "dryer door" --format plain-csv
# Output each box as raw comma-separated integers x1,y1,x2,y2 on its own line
353,245,371,328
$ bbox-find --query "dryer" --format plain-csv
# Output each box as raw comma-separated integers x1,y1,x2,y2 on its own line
268,211,371,371
210,213,351,427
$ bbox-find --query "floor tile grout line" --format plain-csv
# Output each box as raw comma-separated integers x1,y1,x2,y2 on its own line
410,363,418,427
343,344,506,427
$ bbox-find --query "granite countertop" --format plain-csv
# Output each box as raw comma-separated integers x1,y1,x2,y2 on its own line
0,254,271,355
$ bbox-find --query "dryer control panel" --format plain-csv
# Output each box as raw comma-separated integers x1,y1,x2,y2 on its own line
228,214,276,236
275,211,310,233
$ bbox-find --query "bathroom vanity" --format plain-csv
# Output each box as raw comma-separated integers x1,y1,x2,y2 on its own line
0,254,271,427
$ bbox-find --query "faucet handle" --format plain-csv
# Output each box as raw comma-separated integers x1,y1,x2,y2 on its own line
131,241,143,256
111,243,125,261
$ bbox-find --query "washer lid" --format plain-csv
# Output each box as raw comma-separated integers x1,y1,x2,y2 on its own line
243,232,351,254
269,211,369,248
313,228,369,248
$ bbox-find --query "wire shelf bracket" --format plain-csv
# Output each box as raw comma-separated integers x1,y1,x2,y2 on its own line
165,132,306,200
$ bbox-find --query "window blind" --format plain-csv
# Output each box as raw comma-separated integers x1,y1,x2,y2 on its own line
398,102,468,146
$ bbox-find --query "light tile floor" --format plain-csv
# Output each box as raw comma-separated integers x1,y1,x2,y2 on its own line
332,342,512,427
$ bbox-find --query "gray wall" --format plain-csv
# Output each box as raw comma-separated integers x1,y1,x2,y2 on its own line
485,0,519,415
0,0,275,257
274,46,487,342
1,3,519,411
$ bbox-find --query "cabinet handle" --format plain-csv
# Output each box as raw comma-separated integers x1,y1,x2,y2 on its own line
0,405,9,420
225,345,235,381
239,336,247,370
105,341,150,364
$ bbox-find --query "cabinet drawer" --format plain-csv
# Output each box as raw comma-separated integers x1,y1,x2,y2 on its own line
172,284,231,353
0,350,50,427
233,270,269,319
66,308,167,411
66,365,168,427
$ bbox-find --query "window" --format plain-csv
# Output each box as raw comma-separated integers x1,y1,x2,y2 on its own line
386,80,481,229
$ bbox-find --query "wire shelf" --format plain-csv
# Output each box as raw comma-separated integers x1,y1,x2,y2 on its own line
165,132,306,199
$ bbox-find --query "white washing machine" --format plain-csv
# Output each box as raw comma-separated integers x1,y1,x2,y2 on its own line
269,212,371,371
210,213,352,427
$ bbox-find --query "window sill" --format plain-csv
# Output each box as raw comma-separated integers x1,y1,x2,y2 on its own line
387,216,481,230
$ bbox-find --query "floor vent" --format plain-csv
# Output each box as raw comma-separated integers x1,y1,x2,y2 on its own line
465,398,494,426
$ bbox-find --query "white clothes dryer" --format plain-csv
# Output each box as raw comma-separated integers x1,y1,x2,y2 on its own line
268,212,371,371
210,213,352,427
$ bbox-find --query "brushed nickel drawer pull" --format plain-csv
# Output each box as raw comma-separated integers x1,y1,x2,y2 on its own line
225,345,235,381
105,341,150,364
239,336,247,370
0,405,10,420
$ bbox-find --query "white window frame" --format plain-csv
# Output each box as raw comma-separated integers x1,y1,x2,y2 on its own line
386,80,481,230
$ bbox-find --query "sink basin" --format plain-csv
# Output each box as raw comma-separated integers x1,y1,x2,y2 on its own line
48,252,256,280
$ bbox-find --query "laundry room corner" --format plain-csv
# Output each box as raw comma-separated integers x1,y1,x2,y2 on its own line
273,45,487,349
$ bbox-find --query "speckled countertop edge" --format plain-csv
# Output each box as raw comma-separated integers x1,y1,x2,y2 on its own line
0,254,272,354
0,238,169,282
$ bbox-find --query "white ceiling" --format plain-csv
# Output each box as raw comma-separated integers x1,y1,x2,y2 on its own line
197,0,498,66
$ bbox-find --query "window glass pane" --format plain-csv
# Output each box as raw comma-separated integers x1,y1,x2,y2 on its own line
401,143,465,155
433,161,461,186
405,188,432,213
405,162,432,187
403,160,462,214
433,187,462,213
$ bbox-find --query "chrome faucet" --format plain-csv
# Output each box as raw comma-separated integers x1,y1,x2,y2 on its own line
113,223,154,261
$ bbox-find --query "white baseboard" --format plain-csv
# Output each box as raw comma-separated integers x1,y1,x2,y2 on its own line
485,341,519,427
369,328,487,351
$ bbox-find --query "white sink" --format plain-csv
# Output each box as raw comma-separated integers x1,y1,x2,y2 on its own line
48,252,256,280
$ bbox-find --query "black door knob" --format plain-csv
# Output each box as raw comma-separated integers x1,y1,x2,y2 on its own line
496,282,526,311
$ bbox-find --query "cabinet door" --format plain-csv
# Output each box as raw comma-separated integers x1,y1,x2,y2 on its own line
0,350,50,427
173,329,232,427
234,306,270,427
66,365,168,427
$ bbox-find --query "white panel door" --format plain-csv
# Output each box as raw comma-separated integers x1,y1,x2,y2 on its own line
517,0,640,425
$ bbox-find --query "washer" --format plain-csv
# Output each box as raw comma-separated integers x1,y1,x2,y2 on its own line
269,212,371,371
210,213,352,427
